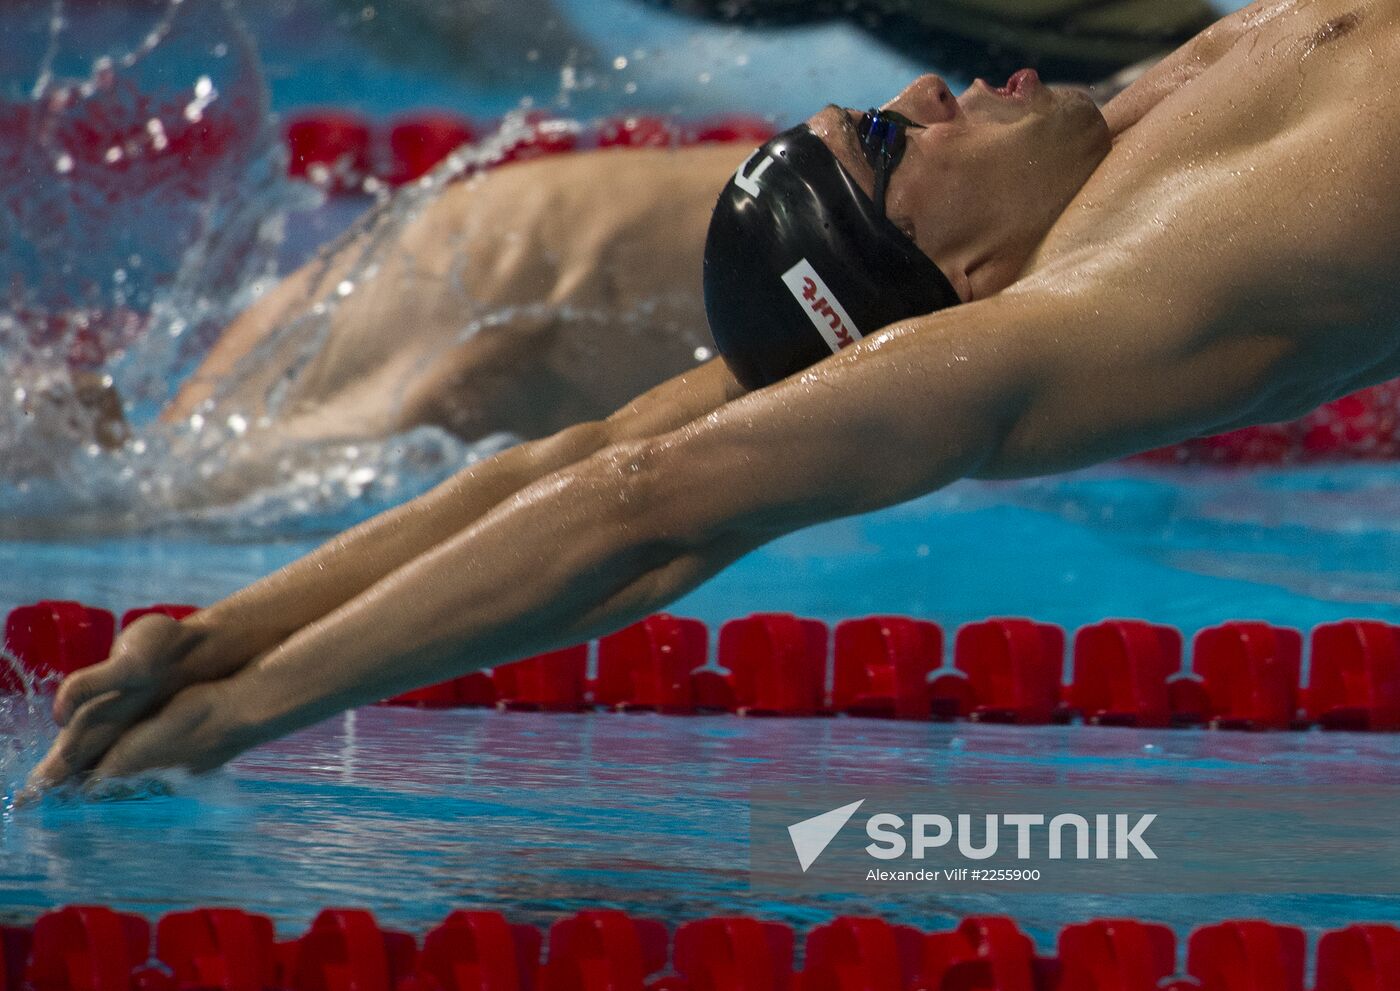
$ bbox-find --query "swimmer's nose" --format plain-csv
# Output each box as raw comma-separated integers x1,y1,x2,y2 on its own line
886,74,958,124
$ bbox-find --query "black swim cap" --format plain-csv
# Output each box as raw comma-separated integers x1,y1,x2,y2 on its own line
703,124,961,390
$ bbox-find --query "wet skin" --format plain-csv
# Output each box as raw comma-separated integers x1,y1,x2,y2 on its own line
163,145,745,452
31,0,1400,784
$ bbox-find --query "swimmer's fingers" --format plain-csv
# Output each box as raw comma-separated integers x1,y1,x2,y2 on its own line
53,613,200,726
90,684,243,782
26,689,128,790
33,673,181,792
52,662,159,728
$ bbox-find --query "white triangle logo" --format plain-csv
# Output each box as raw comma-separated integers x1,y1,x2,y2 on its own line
788,800,865,872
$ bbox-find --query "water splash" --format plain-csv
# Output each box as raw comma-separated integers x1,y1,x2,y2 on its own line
0,651,56,817
0,1,673,538
1,0,290,511
0,649,201,812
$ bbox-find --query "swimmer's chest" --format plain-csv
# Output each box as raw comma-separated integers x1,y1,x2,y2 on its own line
1046,0,1400,363
1114,0,1391,176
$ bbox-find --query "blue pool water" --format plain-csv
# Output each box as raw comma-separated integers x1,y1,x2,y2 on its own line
9,465,1400,638
5,465,1400,938
2,706,1397,939
2,0,1396,947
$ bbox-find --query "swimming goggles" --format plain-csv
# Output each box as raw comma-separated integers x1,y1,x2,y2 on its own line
857,108,925,218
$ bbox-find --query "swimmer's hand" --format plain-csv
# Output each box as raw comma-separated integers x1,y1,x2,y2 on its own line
22,680,254,797
27,613,251,789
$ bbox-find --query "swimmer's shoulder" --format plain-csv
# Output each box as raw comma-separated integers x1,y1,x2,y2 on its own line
1102,1,1260,133
434,141,749,226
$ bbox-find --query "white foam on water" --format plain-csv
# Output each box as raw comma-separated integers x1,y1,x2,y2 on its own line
0,0,705,539
0,653,56,817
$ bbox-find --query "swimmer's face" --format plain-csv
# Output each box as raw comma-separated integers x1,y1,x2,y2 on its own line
809,72,1111,297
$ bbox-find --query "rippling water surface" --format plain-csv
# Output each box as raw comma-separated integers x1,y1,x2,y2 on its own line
3,706,1398,940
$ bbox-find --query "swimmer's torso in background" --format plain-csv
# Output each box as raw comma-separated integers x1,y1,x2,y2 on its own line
645,0,1218,79
250,144,745,444
1031,0,1400,422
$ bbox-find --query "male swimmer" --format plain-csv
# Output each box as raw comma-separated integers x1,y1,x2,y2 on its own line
31,0,1400,784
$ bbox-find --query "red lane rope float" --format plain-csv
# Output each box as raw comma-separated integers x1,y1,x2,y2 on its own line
2,904,1398,991
944,618,1063,724
596,614,707,714
832,615,942,720
385,115,479,185
1308,621,1400,731
1132,381,1400,466
1187,622,1305,731
1,602,114,694
8,603,1400,734
285,111,374,192
1068,620,1183,729
281,110,774,194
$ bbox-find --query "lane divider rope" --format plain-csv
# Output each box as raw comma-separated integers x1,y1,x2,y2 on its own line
5,603,1399,732
1,903,1394,991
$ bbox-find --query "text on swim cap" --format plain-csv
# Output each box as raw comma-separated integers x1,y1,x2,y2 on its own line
781,259,864,354
734,150,775,197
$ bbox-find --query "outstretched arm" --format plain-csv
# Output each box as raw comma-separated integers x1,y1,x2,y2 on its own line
32,358,741,786
175,357,742,673
76,277,1281,777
